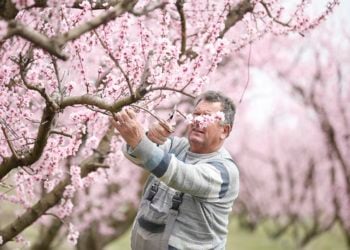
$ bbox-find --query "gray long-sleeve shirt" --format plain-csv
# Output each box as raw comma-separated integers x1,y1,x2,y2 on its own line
124,135,239,249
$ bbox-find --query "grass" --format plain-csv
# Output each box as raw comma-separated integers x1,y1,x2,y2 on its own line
105,218,348,250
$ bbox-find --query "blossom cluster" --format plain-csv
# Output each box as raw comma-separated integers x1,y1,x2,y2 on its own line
67,223,79,245
186,111,226,129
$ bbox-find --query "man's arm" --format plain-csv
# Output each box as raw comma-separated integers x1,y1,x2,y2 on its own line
113,108,173,165
113,108,238,200
127,135,238,200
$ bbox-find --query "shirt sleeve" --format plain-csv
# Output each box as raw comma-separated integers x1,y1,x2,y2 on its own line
123,136,239,200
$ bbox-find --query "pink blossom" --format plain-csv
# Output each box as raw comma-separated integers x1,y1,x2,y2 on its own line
67,223,79,245
186,111,226,128
12,0,35,9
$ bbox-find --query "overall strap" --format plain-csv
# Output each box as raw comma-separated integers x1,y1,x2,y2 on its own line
171,192,184,211
146,180,160,202
160,191,184,249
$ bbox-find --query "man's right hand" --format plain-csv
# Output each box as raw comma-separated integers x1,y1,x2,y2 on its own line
147,120,174,145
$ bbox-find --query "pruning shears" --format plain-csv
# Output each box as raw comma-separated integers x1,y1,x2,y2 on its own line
159,105,177,133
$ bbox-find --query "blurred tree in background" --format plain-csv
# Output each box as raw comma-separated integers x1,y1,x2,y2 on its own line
0,0,346,249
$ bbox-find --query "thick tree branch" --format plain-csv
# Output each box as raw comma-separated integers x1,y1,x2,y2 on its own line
18,57,60,110
175,0,186,58
219,0,254,38
3,0,137,60
0,126,114,246
0,126,20,159
30,219,62,250
130,1,168,16
53,0,137,48
0,0,121,20
60,85,147,112
5,21,68,60
0,105,56,180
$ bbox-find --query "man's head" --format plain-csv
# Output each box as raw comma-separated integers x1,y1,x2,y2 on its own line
188,91,236,154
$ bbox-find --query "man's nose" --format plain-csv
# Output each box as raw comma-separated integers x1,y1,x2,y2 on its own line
192,120,200,128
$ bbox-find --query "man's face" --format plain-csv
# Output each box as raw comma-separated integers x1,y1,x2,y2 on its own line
188,101,229,154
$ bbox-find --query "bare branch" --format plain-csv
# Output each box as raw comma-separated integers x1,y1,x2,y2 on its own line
93,30,134,97
260,1,290,27
4,21,68,60
0,0,123,20
129,104,165,124
0,105,56,180
149,86,195,99
60,83,148,112
95,66,113,88
3,0,137,60
219,0,254,38
49,130,73,138
1,126,20,160
175,0,187,58
130,1,168,16
18,57,60,110
0,126,114,245
54,0,137,48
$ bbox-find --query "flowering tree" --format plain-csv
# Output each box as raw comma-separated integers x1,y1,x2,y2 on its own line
0,0,340,249
226,6,350,247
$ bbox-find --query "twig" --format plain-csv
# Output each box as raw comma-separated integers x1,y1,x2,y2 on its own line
239,40,252,103
93,30,134,97
20,165,38,175
43,213,65,223
18,55,60,110
130,2,168,16
149,86,195,99
50,55,63,98
49,131,73,138
1,126,20,159
95,66,113,88
54,1,138,48
86,105,110,116
260,1,290,27
175,109,187,119
129,104,164,123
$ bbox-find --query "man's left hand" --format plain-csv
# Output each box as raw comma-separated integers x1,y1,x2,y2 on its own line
112,109,144,149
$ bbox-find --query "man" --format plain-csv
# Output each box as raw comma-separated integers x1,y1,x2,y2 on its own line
113,91,239,250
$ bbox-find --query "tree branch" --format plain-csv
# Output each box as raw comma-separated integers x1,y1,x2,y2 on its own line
260,1,291,27
130,1,168,16
4,20,68,60
93,30,134,97
0,0,124,21
53,0,137,48
219,0,254,38
0,126,114,246
0,105,56,180
0,126,20,159
17,55,60,110
175,0,186,58
3,0,138,60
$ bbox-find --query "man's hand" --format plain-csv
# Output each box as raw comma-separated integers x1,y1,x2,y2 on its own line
112,109,144,149
147,120,174,145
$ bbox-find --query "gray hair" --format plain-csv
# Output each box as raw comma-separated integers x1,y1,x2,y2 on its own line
194,91,236,127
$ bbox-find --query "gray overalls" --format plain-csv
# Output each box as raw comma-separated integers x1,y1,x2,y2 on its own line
131,177,184,250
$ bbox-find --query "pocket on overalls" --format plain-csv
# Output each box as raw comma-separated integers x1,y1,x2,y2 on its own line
131,200,169,250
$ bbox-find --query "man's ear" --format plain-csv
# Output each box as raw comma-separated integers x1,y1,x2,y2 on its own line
221,125,231,139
